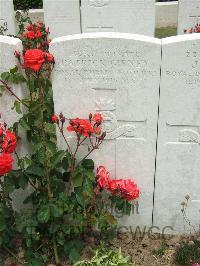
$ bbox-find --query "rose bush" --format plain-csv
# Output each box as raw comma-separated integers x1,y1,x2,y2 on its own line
184,23,200,34
0,17,140,265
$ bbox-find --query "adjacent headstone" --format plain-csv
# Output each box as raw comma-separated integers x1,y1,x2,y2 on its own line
178,0,200,35
0,0,15,35
0,36,30,210
0,36,22,127
154,34,200,233
50,33,161,227
43,0,81,38
81,0,155,37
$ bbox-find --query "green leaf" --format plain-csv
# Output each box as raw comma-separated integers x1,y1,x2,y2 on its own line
37,205,50,223
44,123,55,135
0,85,5,96
20,117,31,130
12,100,22,114
26,164,44,177
1,72,10,81
10,66,18,74
62,156,69,171
0,219,6,232
72,170,84,187
81,159,94,170
18,173,28,189
50,150,65,168
50,204,64,218
4,175,16,193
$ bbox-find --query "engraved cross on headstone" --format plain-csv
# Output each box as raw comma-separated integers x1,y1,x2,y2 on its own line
87,10,113,31
93,87,145,140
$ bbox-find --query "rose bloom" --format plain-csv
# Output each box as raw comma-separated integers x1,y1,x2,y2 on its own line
0,153,13,176
26,31,35,40
44,52,54,62
120,179,140,201
1,130,17,154
108,179,122,194
67,118,95,137
23,49,46,71
108,178,140,201
96,166,110,189
51,114,58,123
35,30,43,38
26,24,33,31
92,113,103,124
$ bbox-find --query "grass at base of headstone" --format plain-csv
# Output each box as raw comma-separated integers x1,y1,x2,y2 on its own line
155,27,177,38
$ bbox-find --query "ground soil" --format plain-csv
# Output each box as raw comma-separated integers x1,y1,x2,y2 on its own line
2,232,199,266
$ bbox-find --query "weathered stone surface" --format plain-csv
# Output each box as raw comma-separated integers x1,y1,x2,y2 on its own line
81,0,155,36
43,0,81,38
154,34,200,233
178,0,200,34
50,33,161,227
0,0,15,35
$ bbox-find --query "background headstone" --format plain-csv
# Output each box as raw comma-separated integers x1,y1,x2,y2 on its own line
43,0,81,38
0,36,30,210
81,0,155,37
0,0,16,35
154,34,200,233
50,33,161,227
178,0,200,34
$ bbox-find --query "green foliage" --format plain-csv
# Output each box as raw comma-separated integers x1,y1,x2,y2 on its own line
0,14,137,265
174,240,200,265
152,241,168,257
74,247,134,266
14,0,43,10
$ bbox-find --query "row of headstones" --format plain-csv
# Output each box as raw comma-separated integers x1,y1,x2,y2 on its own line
1,0,200,38
1,32,200,234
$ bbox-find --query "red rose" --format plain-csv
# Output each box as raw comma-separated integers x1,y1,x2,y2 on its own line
108,178,140,201
1,130,17,154
96,166,110,189
92,113,103,124
67,118,95,137
26,24,33,31
35,30,43,38
0,153,13,176
27,31,35,40
23,49,45,72
0,123,4,136
108,179,122,194
119,179,140,201
44,52,54,63
51,114,58,123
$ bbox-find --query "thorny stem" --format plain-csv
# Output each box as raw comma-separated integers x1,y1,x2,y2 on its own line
53,234,61,265
3,246,22,263
0,79,29,108
58,123,73,156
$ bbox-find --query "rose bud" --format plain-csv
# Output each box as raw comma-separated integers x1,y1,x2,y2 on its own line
51,114,58,123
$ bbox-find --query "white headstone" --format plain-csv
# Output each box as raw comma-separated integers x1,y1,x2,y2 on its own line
0,36,22,127
50,33,161,227
0,0,15,35
178,0,200,35
43,0,81,38
154,34,200,233
0,36,30,210
81,0,155,37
